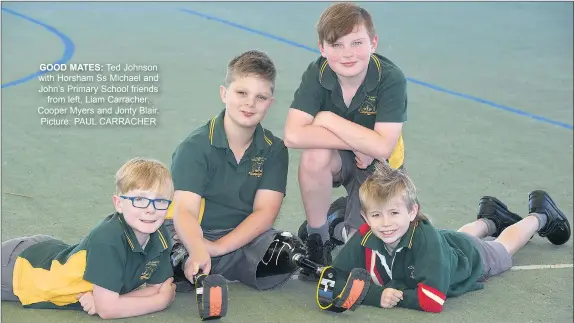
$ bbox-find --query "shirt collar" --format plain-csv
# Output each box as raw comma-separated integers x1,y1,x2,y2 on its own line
116,213,169,255
361,221,420,253
209,109,272,151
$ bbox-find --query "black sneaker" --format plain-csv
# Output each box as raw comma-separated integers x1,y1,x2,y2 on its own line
297,196,347,245
529,190,571,245
477,196,523,237
298,233,333,282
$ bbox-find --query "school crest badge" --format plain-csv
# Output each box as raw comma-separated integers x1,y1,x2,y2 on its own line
408,265,415,280
249,157,265,177
359,96,377,115
140,260,160,280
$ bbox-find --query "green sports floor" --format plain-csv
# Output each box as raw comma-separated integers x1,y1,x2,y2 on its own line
1,2,572,322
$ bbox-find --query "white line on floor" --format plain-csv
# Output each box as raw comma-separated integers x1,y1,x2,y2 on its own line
225,264,572,284
510,264,573,270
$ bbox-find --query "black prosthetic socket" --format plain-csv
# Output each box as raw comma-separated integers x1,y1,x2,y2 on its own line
256,231,311,278
171,242,190,283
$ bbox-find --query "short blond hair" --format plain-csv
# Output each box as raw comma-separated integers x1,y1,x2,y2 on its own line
225,50,276,92
316,2,376,45
359,161,428,224
115,157,174,198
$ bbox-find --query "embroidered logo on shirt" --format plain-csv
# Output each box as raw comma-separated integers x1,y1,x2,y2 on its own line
359,96,377,115
139,260,160,280
408,265,415,280
249,157,265,177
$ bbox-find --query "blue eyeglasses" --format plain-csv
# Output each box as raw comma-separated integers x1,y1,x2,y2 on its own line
120,196,172,210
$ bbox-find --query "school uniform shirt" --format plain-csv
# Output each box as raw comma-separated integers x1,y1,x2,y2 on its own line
290,53,407,169
331,220,484,312
167,108,289,230
12,212,173,309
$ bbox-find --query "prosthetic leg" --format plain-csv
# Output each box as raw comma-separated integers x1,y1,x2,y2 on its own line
259,232,372,313
171,243,228,320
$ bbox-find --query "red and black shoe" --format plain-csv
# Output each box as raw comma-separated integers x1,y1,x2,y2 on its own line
529,190,571,245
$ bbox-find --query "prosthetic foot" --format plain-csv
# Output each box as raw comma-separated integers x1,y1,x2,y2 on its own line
194,272,228,320
171,243,229,320
268,232,371,312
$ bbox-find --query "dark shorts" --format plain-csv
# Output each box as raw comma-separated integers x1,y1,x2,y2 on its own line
1,235,57,302
334,150,407,232
463,233,513,280
164,221,294,291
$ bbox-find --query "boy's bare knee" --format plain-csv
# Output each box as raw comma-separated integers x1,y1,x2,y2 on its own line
299,149,334,173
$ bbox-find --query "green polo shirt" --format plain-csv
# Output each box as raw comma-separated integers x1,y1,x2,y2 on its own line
12,212,173,309
290,53,407,168
170,109,289,231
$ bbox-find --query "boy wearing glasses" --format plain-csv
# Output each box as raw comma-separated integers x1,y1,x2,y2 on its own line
1,157,177,319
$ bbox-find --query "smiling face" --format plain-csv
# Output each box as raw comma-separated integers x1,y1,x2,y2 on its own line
113,157,174,245
220,75,274,129
358,161,423,250
318,23,378,79
361,193,418,249
316,3,378,80
220,50,276,129
113,189,172,236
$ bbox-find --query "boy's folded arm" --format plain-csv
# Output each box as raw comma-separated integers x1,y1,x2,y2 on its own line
130,251,173,297
119,284,161,297
284,108,353,150
317,113,403,161
92,284,169,319
392,260,450,313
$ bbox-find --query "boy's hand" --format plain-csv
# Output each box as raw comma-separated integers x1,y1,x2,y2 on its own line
353,150,374,169
158,277,177,306
184,245,212,279
77,292,97,315
380,288,403,309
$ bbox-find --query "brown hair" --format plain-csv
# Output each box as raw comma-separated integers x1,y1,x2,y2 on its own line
115,157,174,198
225,50,276,93
359,161,429,225
316,2,376,45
